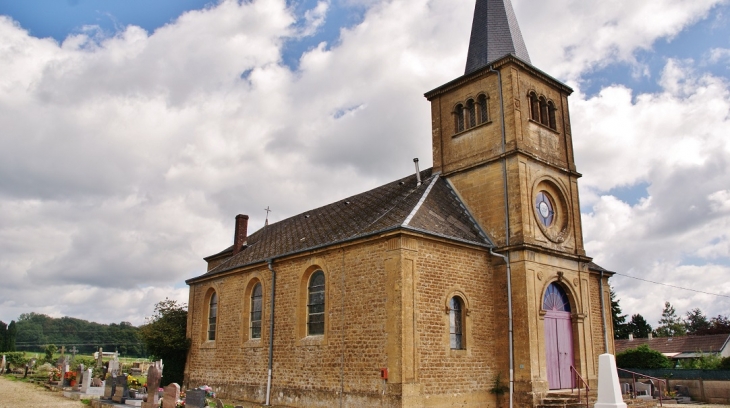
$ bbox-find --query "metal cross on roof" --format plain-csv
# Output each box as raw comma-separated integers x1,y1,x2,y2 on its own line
264,206,271,226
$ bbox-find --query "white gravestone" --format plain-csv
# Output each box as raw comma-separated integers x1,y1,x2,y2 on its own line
1,355,5,374
594,353,627,408
80,368,92,393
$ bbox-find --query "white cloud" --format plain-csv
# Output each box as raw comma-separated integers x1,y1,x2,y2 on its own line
0,0,729,329
515,0,724,81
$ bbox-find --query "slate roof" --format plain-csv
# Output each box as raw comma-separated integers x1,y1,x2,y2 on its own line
615,334,730,356
191,168,493,280
465,0,531,75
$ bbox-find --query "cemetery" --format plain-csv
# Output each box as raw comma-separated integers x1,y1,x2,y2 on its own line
0,347,248,408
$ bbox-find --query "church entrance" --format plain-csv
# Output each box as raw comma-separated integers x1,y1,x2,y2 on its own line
543,283,574,389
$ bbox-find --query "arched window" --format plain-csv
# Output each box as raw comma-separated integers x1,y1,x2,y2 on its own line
208,292,218,341
466,99,476,128
454,104,465,133
250,283,262,339
307,271,325,335
478,94,489,124
529,92,539,122
547,101,557,130
449,296,464,349
543,283,570,312
539,97,549,126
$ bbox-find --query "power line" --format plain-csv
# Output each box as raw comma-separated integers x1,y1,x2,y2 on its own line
613,272,730,299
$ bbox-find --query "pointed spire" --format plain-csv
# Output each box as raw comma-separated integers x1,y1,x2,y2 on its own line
464,0,531,75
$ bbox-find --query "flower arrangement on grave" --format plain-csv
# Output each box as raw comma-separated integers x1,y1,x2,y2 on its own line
127,375,143,389
49,367,61,382
200,385,216,399
65,370,77,386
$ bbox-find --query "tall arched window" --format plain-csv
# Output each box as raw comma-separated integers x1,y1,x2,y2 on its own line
547,101,557,130
208,292,218,341
307,271,325,335
454,104,465,133
529,92,539,121
250,283,262,339
478,94,489,124
466,99,476,128
539,97,549,126
449,296,464,349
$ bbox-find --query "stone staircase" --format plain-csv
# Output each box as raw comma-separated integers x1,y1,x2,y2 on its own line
537,390,660,408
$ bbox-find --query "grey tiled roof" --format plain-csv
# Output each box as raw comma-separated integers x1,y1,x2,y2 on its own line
615,334,730,355
194,168,492,279
465,0,531,75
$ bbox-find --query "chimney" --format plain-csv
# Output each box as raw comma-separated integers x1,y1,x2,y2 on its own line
648,333,653,340
628,333,633,341
233,214,249,255
413,158,422,186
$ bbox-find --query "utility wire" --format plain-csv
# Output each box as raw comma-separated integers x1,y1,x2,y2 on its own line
614,272,730,299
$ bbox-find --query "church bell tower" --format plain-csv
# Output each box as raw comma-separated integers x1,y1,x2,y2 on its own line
425,0,606,403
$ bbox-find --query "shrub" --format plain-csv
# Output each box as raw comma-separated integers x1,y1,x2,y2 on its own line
720,356,730,370
4,352,29,370
616,345,672,369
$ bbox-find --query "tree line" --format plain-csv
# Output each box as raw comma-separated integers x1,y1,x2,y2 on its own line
2,300,189,386
611,290,730,339
10,312,146,357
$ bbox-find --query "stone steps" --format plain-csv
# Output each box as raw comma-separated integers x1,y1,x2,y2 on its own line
538,391,661,408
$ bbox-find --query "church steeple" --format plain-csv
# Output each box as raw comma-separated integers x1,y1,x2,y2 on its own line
464,0,531,74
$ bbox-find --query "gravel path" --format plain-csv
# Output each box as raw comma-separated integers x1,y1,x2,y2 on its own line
0,376,86,408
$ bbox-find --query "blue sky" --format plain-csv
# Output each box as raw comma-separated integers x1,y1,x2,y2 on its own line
0,0,728,331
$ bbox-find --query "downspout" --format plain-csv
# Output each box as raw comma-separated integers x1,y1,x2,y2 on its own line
599,271,609,352
265,260,277,406
489,64,514,408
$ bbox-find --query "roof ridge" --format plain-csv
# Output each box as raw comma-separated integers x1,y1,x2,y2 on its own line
443,177,494,246
402,173,440,227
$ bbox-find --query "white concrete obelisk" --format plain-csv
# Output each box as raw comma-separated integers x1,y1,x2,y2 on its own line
595,354,627,408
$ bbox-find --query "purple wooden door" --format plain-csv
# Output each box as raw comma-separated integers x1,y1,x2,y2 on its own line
543,284,574,389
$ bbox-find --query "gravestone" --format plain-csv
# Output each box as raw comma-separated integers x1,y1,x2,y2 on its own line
140,363,161,408
103,374,116,399
96,347,103,368
59,363,69,387
73,363,84,391
108,359,120,376
214,398,225,408
0,355,5,375
112,374,128,403
161,383,180,408
80,368,92,393
184,389,206,408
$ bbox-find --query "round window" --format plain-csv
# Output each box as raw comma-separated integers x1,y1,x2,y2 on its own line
535,191,554,227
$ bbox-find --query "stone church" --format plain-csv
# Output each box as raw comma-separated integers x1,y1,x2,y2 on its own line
184,0,617,406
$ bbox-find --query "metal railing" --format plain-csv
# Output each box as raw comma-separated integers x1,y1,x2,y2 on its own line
570,365,590,408
617,368,667,406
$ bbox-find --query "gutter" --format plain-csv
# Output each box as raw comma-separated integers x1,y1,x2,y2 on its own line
489,64,514,408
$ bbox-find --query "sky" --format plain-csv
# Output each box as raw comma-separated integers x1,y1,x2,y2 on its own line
0,0,728,332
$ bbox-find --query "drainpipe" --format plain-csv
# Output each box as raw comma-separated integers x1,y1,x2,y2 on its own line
265,260,277,406
489,64,514,408
599,271,609,352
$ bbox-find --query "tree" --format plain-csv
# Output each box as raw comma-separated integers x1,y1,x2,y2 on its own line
0,321,7,352
44,344,57,364
702,315,730,335
627,314,653,338
138,299,190,386
610,290,630,339
616,345,672,369
6,321,17,351
655,302,686,337
684,308,710,335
